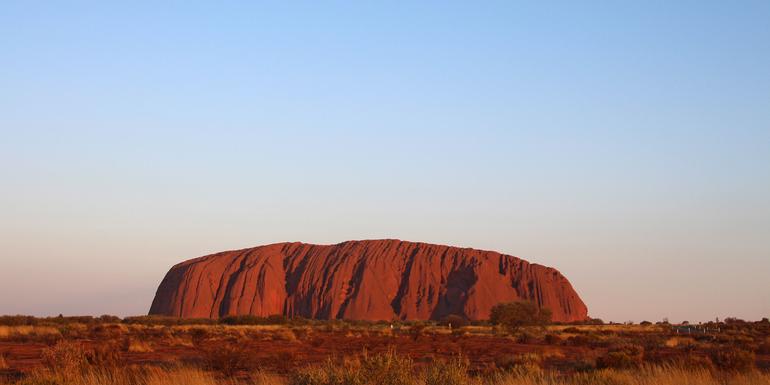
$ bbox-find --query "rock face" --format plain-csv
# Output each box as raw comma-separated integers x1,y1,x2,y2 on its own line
149,240,588,322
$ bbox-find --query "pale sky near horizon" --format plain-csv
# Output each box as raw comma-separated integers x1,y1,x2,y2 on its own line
1,1,769,323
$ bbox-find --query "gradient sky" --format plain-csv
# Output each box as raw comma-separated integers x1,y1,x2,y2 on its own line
1,1,769,323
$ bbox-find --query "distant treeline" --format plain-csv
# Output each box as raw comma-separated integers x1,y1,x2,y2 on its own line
4,313,763,329
0,313,603,327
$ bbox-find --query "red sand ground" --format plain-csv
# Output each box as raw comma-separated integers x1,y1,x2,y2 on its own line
2,330,769,377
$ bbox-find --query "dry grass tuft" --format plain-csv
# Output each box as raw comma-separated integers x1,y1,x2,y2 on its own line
664,336,695,348
274,329,297,342
488,365,770,385
0,325,62,341
144,366,219,385
125,338,154,353
2,361,770,385
250,371,287,385
199,341,255,376
41,340,89,378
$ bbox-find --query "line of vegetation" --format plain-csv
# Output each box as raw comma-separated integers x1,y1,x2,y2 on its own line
2,347,769,385
1,303,767,384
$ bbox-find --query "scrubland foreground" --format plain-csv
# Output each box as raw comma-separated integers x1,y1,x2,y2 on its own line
1,315,769,385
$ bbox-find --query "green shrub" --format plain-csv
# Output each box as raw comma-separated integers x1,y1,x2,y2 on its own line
489,302,552,333
220,314,288,325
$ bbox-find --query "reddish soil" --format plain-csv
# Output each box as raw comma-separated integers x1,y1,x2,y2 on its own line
0,332,596,375
2,328,768,378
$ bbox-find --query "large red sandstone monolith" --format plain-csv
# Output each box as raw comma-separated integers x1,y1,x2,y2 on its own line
149,239,588,322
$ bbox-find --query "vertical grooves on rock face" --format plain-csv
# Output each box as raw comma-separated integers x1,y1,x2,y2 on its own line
204,253,236,317
390,244,420,317
150,240,588,322
284,245,311,317
336,251,368,318
216,253,248,317
179,264,196,316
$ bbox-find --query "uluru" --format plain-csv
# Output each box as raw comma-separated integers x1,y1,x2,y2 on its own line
149,239,588,322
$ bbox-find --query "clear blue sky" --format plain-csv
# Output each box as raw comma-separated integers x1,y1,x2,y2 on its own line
1,1,769,322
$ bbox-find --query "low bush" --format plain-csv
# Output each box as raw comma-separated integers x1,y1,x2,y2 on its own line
489,302,552,333
290,359,355,385
565,334,604,347
60,324,88,340
267,351,299,373
514,329,541,344
46,315,96,326
561,357,596,373
123,337,154,353
274,329,298,342
189,327,212,346
86,342,122,368
359,350,414,385
89,324,125,340
638,334,666,351
0,326,62,343
757,339,770,354
122,316,216,326
220,315,286,325
0,316,38,327
710,347,755,372
596,344,644,369
441,315,469,329
494,353,542,372
199,340,255,376
544,333,562,345
423,356,473,385
41,340,89,378
451,328,469,338
291,350,415,385
410,323,426,341
96,315,122,324
665,354,715,370
219,315,267,325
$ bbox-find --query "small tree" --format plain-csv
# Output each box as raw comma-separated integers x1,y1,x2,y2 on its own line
489,301,552,333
